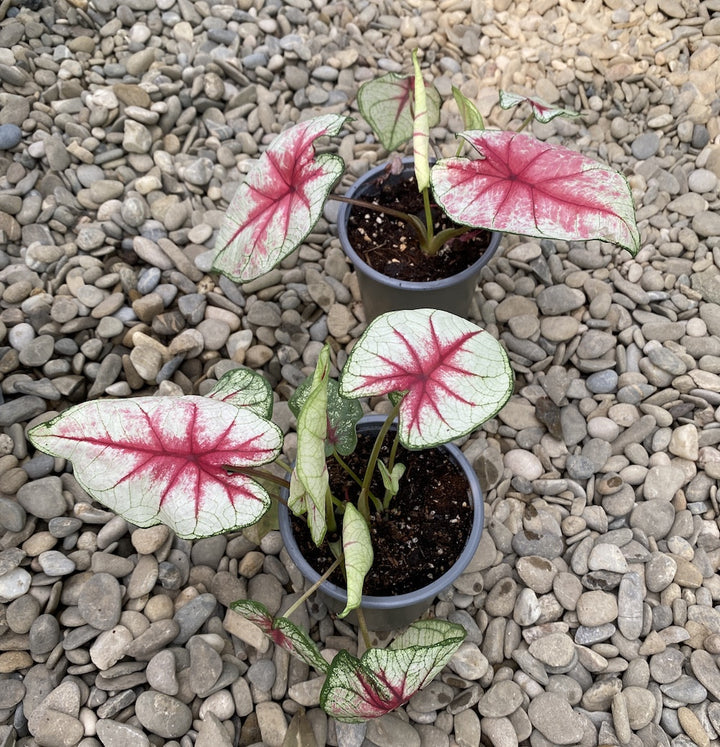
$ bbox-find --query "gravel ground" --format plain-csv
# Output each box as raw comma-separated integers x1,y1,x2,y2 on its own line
1,0,720,745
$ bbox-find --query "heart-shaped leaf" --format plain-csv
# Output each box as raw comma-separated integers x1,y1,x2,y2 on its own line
411,51,430,192
231,599,329,674
339,503,373,619
213,114,347,282
290,377,362,457
320,620,466,723
207,368,273,418
340,309,513,449
452,86,484,131
28,397,283,539
498,90,580,123
357,72,441,152
431,130,640,255
289,345,331,545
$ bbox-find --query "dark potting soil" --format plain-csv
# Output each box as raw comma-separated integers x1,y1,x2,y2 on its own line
346,170,493,283
291,431,474,597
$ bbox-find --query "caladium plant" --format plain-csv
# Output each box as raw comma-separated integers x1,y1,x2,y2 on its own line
28,307,513,722
212,53,640,282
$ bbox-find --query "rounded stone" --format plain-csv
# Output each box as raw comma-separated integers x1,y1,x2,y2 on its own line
528,691,585,744
477,680,524,718
135,691,192,738
576,590,618,626
630,499,675,539
77,572,123,630
0,567,31,602
504,449,543,480
0,124,22,150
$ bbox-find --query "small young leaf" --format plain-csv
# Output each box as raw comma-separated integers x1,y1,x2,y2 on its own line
452,86,484,130
231,599,329,674
207,367,273,418
319,620,466,722
28,397,283,539
289,346,331,545
340,308,514,449
339,503,373,619
411,50,430,193
377,461,405,497
498,90,580,123
290,377,362,457
213,114,346,282
431,130,640,256
357,73,441,152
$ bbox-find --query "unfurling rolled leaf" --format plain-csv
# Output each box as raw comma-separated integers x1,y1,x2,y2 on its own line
452,86,484,131
213,114,347,282
289,345,331,545
320,620,466,722
207,368,273,418
498,90,580,123
431,130,640,255
411,50,430,193
231,599,329,674
378,461,405,497
357,72,441,152
28,397,283,539
340,308,513,449
339,503,373,618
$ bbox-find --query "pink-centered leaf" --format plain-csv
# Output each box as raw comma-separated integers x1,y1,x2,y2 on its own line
213,114,346,282
28,397,283,539
340,309,513,449
231,599,329,674
357,72,441,152
498,90,580,123
431,130,640,255
320,620,466,723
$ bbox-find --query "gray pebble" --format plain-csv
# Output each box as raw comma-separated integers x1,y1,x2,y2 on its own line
172,592,217,644
247,658,277,691
78,572,123,630
16,476,66,519
135,691,192,739
631,132,660,159
0,123,22,150
29,613,61,655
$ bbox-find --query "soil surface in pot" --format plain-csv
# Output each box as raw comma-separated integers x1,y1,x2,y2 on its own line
291,431,474,597
346,170,493,283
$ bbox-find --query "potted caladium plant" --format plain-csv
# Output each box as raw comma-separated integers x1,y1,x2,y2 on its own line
213,52,640,319
27,307,513,723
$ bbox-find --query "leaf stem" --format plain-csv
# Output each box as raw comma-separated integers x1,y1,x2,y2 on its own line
325,485,337,534
420,187,435,255
275,457,294,474
283,554,343,619
330,194,428,246
332,190,475,258
517,112,534,132
358,400,402,521
356,606,373,650
382,429,402,510
223,465,290,506
333,450,383,513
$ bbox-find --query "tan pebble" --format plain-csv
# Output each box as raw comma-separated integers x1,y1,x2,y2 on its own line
678,706,710,747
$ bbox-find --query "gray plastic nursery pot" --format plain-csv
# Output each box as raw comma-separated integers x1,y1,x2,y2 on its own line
278,415,484,632
337,158,502,321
